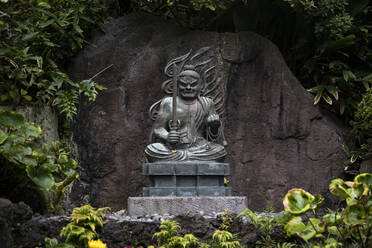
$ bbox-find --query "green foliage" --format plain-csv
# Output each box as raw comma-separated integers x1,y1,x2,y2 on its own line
60,205,110,248
131,0,235,29
219,209,233,231
211,230,241,248
152,220,199,248
0,0,109,120
43,237,74,248
238,208,294,248
352,88,372,132
282,0,371,120
151,220,242,248
283,173,372,247
343,88,372,173
0,109,78,211
282,0,372,173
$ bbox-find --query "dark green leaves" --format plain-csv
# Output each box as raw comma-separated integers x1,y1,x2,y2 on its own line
283,189,318,215
0,110,79,211
0,0,108,119
0,110,25,128
26,164,55,190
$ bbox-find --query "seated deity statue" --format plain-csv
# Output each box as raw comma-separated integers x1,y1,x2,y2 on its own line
145,62,227,162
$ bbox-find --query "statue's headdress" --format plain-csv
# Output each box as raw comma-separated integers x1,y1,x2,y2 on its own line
179,65,201,79
149,47,224,120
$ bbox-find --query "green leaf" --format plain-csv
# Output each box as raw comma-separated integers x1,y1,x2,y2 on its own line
20,89,28,96
310,194,324,212
23,95,33,101
26,165,55,190
73,23,83,36
1,94,9,102
38,1,52,8
323,213,342,225
283,188,315,215
329,179,351,200
95,84,107,90
0,110,26,128
350,154,359,163
322,35,356,54
351,0,370,16
348,182,367,200
0,129,8,144
314,93,321,105
19,123,42,139
326,86,339,100
343,204,366,226
362,73,372,82
284,216,306,237
343,70,356,82
39,19,55,28
340,101,345,115
322,94,333,105
354,173,372,186
327,226,340,237
22,32,39,41
9,90,18,99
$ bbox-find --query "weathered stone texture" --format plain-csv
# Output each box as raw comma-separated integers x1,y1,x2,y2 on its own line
128,196,247,216
68,13,347,211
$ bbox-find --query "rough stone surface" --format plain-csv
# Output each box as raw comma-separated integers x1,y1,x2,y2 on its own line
360,159,372,173
0,199,34,248
0,105,59,144
68,13,347,211
128,196,247,216
0,200,289,248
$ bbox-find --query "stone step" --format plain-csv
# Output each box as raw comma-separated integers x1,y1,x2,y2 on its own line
143,186,231,197
128,196,247,216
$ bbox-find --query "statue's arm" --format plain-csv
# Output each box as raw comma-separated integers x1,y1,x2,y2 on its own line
152,100,170,141
206,98,221,136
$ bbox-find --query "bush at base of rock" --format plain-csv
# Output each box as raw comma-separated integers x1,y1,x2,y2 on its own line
283,173,372,247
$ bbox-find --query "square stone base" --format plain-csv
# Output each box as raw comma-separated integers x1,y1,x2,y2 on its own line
128,196,247,216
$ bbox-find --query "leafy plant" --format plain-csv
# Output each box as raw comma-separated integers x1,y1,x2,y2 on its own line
152,220,199,248
0,0,109,120
219,209,233,231
283,173,372,247
60,205,110,248
0,109,78,211
211,230,241,248
238,208,293,248
151,220,242,248
130,0,236,30
343,88,372,173
283,0,371,120
43,237,74,248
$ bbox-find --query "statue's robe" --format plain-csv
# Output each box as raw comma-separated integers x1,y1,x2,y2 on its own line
145,96,226,162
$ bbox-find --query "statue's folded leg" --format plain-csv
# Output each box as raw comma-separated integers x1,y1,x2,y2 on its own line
145,143,187,162
188,143,227,161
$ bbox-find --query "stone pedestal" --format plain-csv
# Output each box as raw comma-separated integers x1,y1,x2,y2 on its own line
127,162,247,216
128,196,247,216
142,162,231,196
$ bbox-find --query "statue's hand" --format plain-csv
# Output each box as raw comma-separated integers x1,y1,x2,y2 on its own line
167,130,180,145
207,114,221,129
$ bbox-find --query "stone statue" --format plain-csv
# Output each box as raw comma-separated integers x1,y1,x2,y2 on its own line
145,48,227,162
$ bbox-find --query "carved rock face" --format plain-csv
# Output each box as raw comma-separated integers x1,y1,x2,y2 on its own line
68,13,347,211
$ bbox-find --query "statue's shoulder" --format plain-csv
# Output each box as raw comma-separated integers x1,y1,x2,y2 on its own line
199,96,215,106
160,96,173,106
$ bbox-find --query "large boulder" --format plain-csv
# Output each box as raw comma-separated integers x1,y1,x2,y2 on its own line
68,13,347,211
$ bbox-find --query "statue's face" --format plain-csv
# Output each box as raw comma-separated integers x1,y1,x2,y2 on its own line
178,71,201,100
